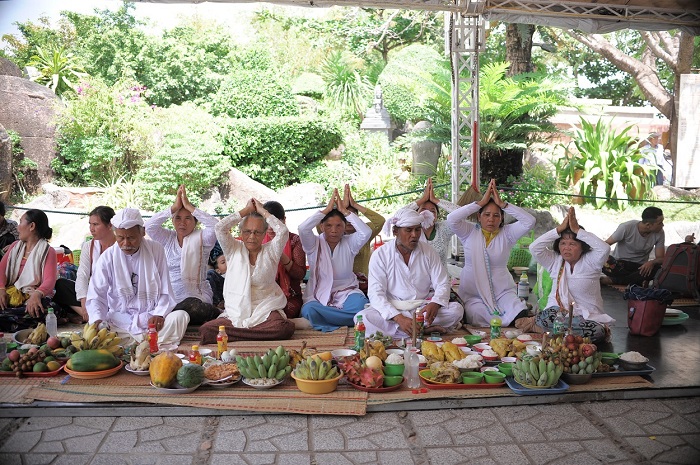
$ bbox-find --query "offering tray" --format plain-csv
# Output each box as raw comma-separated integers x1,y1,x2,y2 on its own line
419,370,505,389
506,378,569,395
347,380,404,393
592,364,656,378
0,362,65,378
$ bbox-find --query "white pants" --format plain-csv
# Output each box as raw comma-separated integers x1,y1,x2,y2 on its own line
357,302,464,339
110,310,190,346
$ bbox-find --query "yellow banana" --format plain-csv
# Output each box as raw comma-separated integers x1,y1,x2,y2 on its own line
97,327,108,341
89,335,100,349
71,333,82,341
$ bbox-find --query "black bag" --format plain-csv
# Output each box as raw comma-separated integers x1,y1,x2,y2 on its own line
654,242,700,302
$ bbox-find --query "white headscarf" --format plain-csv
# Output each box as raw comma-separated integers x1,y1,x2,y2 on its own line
382,208,435,236
111,208,144,229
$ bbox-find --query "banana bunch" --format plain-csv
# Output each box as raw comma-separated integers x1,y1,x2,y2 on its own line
236,346,292,380
24,323,48,345
70,323,123,354
293,356,339,381
129,340,151,371
513,355,563,388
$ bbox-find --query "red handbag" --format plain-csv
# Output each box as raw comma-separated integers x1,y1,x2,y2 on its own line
373,235,385,250
627,299,667,336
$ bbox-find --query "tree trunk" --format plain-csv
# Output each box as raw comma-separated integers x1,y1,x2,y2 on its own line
505,24,535,77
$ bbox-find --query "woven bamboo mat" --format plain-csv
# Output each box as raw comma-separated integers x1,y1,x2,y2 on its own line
26,373,367,415
607,284,699,307
0,377,46,404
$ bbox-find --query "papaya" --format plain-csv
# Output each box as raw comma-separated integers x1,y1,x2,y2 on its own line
176,364,205,388
67,349,120,372
149,351,182,388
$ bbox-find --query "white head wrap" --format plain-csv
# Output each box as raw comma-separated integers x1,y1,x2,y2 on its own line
111,208,144,229
382,208,435,236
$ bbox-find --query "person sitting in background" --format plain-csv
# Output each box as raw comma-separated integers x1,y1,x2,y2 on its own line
356,208,464,338
87,208,188,346
447,179,536,328
199,199,295,343
145,185,220,325
0,209,58,331
530,207,613,343
339,184,385,277
299,189,372,332
53,206,116,323
206,244,226,310
0,201,19,258
403,178,459,265
262,200,306,319
601,207,665,286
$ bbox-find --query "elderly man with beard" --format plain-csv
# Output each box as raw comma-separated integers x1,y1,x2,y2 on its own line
86,208,189,345
355,208,464,339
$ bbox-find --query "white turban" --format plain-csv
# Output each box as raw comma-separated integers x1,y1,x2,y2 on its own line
111,208,144,229
383,208,435,236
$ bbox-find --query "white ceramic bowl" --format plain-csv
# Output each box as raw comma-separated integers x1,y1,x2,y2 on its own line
504,329,522,339
331,349,357,360
385,348,404,356
501,356,517,363
473,343,492,353
517,334,533,343
480,366,499,372
460,347,478,355
198,348,213,358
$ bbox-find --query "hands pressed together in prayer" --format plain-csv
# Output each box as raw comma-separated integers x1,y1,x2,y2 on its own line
416,178,441,209
239,198,269,218
170,185,196,214
556,206,580,235
477,179,507,209
321,188,350,216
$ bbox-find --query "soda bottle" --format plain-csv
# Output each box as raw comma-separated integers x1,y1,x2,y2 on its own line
189,345,202,365
147,323,159,353
0,332,6,361
354,316,366,351
216,326,228,359
45,307,58,338
416,309,425,339
489,317,502,340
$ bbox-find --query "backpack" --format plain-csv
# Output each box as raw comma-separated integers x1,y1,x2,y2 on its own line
653,242,700,302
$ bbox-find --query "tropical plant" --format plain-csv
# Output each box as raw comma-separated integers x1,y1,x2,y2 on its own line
321,50,372,121
94,175,143,210
7,130,37,200
555,117,656,209
27,45,86,97
210,70,299,119
500,164,562,209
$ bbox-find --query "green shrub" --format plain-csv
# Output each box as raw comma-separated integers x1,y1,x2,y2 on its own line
135,103,231,210
211,71,299,119
500,165,561,209
52,135,123,184
7,130,37,199
222,116,342,190
292,72,325,99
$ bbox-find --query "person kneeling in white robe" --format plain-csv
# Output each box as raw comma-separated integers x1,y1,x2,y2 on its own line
356,208,464,338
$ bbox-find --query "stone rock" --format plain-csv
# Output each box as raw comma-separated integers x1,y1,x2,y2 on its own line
276,183,326,232
0,125,11,201
652,185,700,200
410,121,441,176
200,168,277,213
0,58,22,78
0,76,62,194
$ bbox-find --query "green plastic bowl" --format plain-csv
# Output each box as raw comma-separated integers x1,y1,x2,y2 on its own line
497,363,513,376
383,363,405,376
483,371,507,384
463,335,482,346
462,372,484,384
383,375,404,387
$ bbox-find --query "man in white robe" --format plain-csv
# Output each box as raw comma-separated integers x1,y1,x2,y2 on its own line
356,208,464,338
86,208,189,345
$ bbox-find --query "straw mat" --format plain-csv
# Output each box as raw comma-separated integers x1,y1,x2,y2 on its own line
607,284,699,307
182,327,349,353
0,377,44,404
26,372,367,415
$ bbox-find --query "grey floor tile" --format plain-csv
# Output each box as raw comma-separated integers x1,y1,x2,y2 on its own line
0,430,42,452
90,455,131,465
209,454,250,465
278,453,312,465
62,432,108,453
0,453,22,465
24,453,58,465
315,451,368,465
53,454,93,465
580,438,631,462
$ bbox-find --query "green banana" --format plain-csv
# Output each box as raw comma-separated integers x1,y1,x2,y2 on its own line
530,360,539,380
275,368,287,380
262,354,271,370
257,363,267,378
309,359,318,380
537,372,547,386
275,345,285,358
267,364,276,378
271,354,279,369
539,359,546,378
318,360,328,380
325,366,338,379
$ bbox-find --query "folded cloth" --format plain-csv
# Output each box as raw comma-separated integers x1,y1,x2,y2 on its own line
515,316,545,334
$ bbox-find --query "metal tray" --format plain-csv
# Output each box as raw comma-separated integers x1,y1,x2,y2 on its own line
592,364,656,377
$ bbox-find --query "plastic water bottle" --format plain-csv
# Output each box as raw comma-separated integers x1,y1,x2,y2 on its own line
404,341,420,389
45,308,58,338
517,272,529,301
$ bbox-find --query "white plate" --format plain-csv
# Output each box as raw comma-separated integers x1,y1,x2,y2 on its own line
150,382,201,394
204,377,241,388
241,377,284,389
665,308,683,316
124,365,150,376
473,343,492,352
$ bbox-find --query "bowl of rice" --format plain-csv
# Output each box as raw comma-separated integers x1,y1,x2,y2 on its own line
618,351,649,371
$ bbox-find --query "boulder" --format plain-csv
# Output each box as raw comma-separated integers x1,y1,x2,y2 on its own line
0,75,62,194
652,185,700,200
0,58,22,78
200,167,277,213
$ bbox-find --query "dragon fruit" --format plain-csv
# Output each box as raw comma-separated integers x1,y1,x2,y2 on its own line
338,355,362,384
359,366,384,388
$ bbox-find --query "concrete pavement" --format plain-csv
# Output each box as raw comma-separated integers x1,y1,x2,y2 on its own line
1,397,698,465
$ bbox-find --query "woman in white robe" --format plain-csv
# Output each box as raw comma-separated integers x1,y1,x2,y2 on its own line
300,189,372,332
530,207,613,342
447,179,535,327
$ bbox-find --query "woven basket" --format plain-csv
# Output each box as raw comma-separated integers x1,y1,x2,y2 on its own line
507,246,532,270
